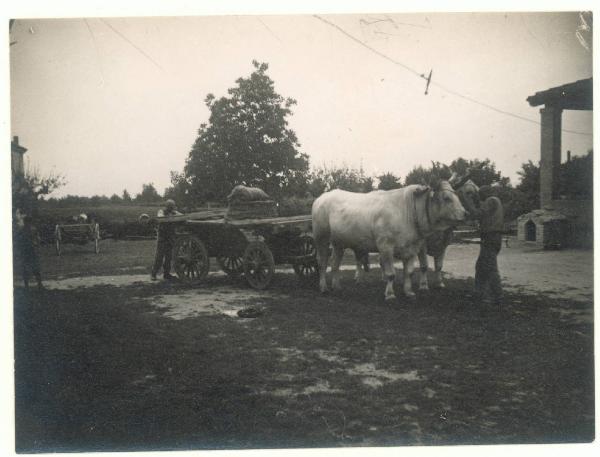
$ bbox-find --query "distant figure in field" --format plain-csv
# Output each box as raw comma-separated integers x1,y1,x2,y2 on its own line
151,199,182,281
13,208,43,290
471,185,504,306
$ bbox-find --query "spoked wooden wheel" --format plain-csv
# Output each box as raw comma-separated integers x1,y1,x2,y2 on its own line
292,235,319,280
217,255,244,277
173,235,210,283
243,241,275,290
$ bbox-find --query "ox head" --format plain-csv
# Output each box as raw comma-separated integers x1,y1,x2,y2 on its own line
428,178,467,229
449,171,480,218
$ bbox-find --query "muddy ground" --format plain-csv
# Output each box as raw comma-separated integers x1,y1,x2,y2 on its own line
13,239,594,451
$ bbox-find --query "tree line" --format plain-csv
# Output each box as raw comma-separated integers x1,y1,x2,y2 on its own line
25,60,593,223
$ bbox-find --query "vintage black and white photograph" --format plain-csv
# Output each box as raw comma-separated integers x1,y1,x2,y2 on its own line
5,3,596,455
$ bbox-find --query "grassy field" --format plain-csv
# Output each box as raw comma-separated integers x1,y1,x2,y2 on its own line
13,241,595,451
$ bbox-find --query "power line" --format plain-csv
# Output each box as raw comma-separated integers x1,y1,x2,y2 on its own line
313,15,592,137
100,18,164,72
83,19,106,85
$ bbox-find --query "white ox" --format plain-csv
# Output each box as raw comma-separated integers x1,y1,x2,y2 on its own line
312,180,466,301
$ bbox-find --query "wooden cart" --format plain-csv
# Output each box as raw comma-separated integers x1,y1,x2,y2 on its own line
157,212,318,289
54,222,101,256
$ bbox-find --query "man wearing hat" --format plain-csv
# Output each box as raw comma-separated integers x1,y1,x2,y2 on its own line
151,199,182,281
471,185,504,306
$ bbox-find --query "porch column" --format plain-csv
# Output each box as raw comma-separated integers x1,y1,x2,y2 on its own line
539,105,562,209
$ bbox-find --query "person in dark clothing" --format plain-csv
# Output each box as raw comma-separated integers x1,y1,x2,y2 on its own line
14,208,43,290
151,199,182,280
471,185,504,305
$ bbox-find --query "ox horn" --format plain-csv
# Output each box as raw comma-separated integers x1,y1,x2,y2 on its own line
448,171,459,185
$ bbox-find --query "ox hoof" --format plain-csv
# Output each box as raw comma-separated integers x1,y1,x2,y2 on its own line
404,291,417,300
384,294,397,302
419,285,430,292
433,282,446,289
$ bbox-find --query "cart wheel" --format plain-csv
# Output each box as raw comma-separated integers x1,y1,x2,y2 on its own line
292,235,318,280
243,241,275,290
94,223,100,254
55,225,61,256
173,235,210,283
217,255,244,277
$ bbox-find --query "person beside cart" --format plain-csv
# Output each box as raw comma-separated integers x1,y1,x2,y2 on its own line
151,199,182,281
14,208,43,291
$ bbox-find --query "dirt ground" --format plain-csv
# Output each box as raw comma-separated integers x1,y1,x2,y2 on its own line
12,238,594,451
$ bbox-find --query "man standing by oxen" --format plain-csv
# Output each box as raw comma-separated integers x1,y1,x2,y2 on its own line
470,185,504,306
312,179,466,302
151,199,182,281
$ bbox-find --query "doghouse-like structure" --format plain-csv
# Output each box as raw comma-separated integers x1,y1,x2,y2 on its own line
517,210,568,249
517,78,593,248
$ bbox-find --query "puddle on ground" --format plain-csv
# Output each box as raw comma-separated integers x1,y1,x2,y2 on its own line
346,363,424,387
148,288,281,320
314,349,346,364
262,379,341,397
275,347,308,362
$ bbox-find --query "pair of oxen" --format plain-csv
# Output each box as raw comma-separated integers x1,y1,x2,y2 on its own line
312,173,480,301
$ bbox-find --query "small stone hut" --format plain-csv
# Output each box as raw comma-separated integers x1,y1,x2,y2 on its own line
517,210,568,249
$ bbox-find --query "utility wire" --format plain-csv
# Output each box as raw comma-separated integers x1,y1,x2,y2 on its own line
100,18,164,72
313,14,592,137
84,19,106,85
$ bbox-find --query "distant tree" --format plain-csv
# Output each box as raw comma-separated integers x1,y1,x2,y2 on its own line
377,172,402,190
515,160,540,210
560,150,593,199
89,195,110,206
12,165,65,217
184,61,310,200
449,158,508,187
110,193,122,203
135,183,161,203
164,171,195,208
308,165,373,196
122,189,132,202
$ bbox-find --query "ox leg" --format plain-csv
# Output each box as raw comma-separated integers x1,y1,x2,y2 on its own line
315,238,330,293
379,248,396,302
433,251,446,288
403,256,417,299
331,245,344,291
354,260,364,284
417,247,429,291
354,251,368,284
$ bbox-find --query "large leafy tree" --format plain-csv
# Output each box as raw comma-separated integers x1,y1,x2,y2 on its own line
184,61,309,201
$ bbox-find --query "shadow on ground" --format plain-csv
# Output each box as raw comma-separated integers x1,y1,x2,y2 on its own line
13,271,594,452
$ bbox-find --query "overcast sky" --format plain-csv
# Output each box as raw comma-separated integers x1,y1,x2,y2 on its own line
9,11,593,198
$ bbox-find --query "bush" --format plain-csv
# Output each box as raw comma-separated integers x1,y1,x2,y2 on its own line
278,196,314,217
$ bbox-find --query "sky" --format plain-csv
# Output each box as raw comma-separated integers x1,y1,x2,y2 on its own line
9,9,594,198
